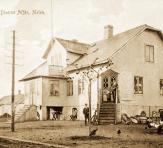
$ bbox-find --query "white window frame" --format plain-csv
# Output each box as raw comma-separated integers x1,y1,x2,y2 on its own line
134,76,143,94
49,80,59,96
78,77,84,95
67,80,73,96
145,45,154,62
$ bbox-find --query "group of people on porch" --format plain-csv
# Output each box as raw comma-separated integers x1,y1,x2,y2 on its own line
103,78,118,102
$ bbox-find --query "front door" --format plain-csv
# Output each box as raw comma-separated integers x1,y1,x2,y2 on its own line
101,72,118,103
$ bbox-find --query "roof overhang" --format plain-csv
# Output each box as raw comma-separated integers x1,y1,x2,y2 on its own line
67,58,113,74
145,25,163,40
20,75,68,82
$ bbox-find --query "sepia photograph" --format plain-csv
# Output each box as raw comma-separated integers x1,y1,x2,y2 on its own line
0,0,163,147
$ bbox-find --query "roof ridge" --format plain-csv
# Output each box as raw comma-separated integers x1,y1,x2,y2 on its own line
81,25,147,62
56,37,91,46
110,25,147,59
90,24,147,46
56,37,90,55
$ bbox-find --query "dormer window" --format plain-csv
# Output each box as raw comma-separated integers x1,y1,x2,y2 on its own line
145,45,154,62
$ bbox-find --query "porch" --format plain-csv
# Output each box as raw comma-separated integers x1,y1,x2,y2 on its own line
98,69,120,124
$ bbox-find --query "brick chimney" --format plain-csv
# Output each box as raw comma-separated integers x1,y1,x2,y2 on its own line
104,25,113,39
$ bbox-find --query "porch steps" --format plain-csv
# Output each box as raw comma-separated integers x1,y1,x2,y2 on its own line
99,103,115,125
14,105,31,122
6,105,31,123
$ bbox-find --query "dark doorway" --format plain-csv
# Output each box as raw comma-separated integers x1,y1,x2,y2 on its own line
46,106,63,120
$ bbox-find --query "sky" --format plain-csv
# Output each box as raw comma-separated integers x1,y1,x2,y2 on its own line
0,0,163,97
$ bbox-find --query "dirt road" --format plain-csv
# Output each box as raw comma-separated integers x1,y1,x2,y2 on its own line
0,121,163,148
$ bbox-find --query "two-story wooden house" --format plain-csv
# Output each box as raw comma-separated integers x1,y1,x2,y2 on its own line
20,38,90,120
20,24,163,124
68,24,163,124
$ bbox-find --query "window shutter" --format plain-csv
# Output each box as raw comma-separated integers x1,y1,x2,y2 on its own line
145,45,150,62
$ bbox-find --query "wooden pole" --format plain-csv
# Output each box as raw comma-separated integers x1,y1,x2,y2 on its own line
32,91,33,105
88,78,92,136
97,74,100,123
11,30,15,132
50,0,54,38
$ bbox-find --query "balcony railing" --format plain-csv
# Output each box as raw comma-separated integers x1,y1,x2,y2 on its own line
48,65,65,76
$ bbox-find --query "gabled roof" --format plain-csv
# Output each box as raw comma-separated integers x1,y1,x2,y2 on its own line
0,94,24,106
21,38,91,81
68,24,163,71
42,37,90,59
20,62,47,81
56,38,90,55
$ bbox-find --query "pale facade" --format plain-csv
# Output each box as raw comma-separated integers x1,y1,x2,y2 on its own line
21,24,163,123
21,38,90,120
68,24,163,123
114,30,163,114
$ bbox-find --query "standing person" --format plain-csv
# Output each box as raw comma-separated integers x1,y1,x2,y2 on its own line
70,108,78,121
111,78,118,102
83,103,89,125
160,110,163,123
52,110,57,120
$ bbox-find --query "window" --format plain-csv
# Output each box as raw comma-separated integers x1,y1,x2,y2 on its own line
51,56,54,65
134,76,143,94
103,77,109,88
36,79,39,96
49,80,59,96
78,78,84,95
145,45,154,62
67,80,73,96
160,79,163,95
30,80,35,95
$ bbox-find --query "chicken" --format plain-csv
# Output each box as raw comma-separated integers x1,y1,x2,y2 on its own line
117,129,121,135
89,128,98,136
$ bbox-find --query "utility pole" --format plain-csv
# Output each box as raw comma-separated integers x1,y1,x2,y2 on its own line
11,30,15,132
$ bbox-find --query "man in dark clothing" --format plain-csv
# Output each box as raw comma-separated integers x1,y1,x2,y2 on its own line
83,103,89,125
160,110,163,121
111,78,118,102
